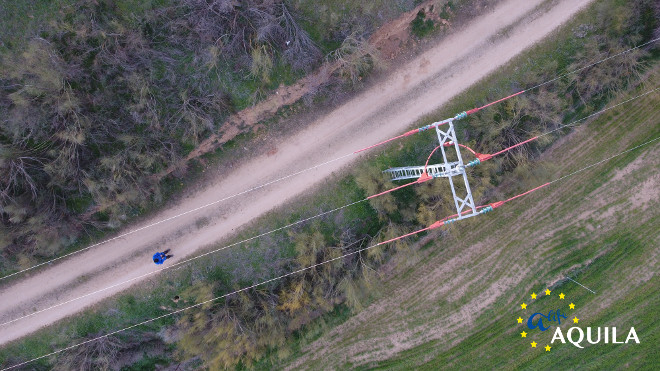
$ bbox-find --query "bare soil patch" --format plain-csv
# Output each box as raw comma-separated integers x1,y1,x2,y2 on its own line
0,0,593,347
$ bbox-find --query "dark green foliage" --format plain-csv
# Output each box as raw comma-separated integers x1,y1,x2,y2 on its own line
174,216,376,368
169,175,392,368
440,2,454,21
411,10,435,38
120,355,169,371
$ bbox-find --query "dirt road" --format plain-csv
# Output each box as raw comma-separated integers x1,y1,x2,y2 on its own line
0,0,594,346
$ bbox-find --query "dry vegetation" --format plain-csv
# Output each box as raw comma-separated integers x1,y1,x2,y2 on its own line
0,0,657,369
168,1,657,368
0,0,415,273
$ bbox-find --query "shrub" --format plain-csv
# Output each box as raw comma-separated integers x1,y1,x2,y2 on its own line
411,10,435,38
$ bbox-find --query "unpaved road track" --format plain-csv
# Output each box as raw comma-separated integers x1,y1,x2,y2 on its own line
0,0,593,346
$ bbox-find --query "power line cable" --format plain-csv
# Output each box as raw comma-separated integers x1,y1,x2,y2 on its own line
0,153,354,281
548,137,659,185
540,87,659,139
4,135,658,371
3,37,657,281
355,37,660,152
0,199,367,327
1,87,655,327
457,88,659,166
527,36,660,91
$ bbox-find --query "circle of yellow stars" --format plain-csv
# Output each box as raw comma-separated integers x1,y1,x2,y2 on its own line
517,288,578,351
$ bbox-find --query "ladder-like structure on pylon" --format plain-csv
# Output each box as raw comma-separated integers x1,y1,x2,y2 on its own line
384,120,479,221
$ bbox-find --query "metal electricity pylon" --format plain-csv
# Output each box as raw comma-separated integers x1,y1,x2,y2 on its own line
384,119,479,221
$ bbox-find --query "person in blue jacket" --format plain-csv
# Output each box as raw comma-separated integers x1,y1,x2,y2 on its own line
153,249,173,264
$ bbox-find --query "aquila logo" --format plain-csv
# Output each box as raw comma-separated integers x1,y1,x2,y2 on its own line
516,288,640,350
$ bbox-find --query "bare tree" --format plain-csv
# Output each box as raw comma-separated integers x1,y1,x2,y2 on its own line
328,32,380,84
52,334,124,371
278,3,321,71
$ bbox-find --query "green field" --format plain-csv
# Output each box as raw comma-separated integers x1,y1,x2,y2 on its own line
283,66,660,370
1,0,658,369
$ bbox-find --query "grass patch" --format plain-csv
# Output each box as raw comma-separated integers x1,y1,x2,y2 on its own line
2,0,657,369
339,68,660,371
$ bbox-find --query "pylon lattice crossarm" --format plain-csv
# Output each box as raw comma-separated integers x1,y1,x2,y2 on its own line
384,120,480,221
383,162,462,181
